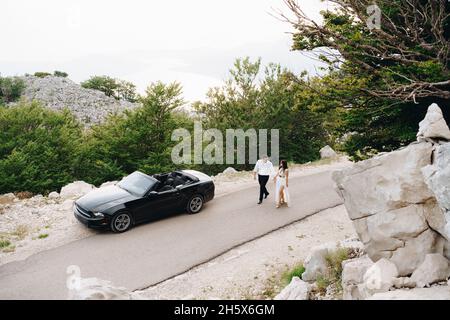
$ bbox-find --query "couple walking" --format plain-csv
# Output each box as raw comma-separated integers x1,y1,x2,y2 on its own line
253,155,290,208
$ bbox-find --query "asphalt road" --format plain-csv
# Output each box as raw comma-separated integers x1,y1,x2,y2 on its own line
0,170,343,299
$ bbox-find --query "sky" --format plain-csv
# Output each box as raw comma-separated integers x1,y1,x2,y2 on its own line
1,0,329,102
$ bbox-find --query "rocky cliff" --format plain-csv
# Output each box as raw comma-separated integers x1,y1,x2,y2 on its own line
13,75,138,125
332,103,450,299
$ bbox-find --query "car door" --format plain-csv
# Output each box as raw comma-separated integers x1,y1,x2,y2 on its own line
134,188,183,223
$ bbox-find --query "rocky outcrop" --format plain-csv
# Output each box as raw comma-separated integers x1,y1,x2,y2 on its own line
274,277,311,300
333,103,450,299
368,286,450,300
14,75,138,125
222,167,238,175
320,145,338,159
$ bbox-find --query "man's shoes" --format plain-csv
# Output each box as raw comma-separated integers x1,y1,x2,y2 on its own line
264,193,269,199
257,200,262,204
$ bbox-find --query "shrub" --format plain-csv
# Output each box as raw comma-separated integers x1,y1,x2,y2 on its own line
81,76,137,102
0,76,25,104
0,101,83,194
34,72,52,78
53,71,68,78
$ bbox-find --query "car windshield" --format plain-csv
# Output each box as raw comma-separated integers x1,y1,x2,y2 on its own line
117,172,157,197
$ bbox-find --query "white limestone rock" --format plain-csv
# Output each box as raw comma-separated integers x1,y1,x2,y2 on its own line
410,253,450,288
319,145,338,159
417,103,450,142
60,181,95,200
275,277,311,300
363,258,398,295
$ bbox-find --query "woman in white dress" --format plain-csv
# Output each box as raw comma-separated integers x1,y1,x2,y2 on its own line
274,160,290,208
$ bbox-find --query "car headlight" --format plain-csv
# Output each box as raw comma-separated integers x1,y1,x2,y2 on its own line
93,212,104,218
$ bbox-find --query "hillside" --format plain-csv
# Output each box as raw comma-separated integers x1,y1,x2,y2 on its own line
13,75,138,125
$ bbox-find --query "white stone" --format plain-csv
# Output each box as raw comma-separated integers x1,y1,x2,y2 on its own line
422,142,450,239
410,253,450,288
60,181,95,200
275,277,310,300
342,256,374,300
319,145,338,159
48,191,59,199
0,193,16,205
222,167,238,175
417,103,450,142
68,277,143,300
368,285,450,300
363,258,398,295
302,240,363,282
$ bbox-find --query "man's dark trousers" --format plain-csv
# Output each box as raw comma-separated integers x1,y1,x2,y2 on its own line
258,174,270,202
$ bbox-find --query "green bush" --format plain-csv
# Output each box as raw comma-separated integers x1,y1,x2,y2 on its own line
0,101,83,194
53,71,68,78
0,76,25,104
34,72,52,78
81,76,137,102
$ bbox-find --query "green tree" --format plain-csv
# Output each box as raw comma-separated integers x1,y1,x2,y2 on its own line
81,76,137,102
282,0,450,159
0,101,82,194
0,76,25,104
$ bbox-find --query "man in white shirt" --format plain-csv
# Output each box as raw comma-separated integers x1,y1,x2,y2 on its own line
253,155,275,204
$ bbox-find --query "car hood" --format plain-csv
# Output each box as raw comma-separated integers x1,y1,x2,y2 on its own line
75,185,137,212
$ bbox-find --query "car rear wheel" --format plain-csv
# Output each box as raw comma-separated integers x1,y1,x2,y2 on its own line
111,212,133,233
187,195,204,214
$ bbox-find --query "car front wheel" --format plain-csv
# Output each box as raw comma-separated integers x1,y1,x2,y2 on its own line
187,195,204,214
111,211,133,233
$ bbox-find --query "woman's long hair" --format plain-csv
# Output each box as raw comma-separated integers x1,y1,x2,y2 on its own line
279,160,288,171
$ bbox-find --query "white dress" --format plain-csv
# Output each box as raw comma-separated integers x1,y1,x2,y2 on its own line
275,168,290,207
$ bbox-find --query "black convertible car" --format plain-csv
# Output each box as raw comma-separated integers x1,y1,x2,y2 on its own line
74,170,215,232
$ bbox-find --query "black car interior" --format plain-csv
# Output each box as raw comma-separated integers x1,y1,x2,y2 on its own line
153,172,195,192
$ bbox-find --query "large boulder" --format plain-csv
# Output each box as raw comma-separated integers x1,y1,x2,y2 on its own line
417,103,450,142
274,277,311,300
333,141,446,275
422,142,450,240
410,253,450,288
222,167,238,175
320,145,338,159
60,181,95,200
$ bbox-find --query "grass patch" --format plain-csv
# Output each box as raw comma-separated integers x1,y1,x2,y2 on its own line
314,248,351,296
12,224,29,240
0,239,11,248
38,233,49,239
281,263,305,287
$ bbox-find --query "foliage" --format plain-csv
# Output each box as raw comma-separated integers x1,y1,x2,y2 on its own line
81,75,137,102
281,263,306,286
0,76,25,104
282,0,450,159
0,101,83,194
194,57,327,172
75,82,188,185
53,71,68,78
34,72,52,78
